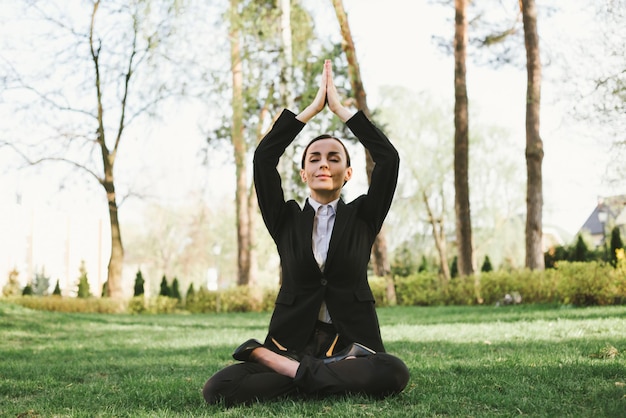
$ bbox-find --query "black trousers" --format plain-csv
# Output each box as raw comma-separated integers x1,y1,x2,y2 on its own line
203,322,410,406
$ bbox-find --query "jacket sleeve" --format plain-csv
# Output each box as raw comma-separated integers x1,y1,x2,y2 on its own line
253,109,306,240
346,111,400,235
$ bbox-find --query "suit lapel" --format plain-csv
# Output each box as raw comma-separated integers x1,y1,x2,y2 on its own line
301,200,316,262
325,199,349,270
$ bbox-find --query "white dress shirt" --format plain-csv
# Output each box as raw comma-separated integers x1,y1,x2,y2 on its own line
307,196,339,323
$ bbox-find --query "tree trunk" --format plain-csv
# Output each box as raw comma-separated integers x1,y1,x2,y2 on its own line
230,0,251,285
330,0,396,305
453,0,475,278
521,0,545,270
423,191,451,285
103,172,124,299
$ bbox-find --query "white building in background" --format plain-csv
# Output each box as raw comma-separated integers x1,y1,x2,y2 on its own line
0,195,109,297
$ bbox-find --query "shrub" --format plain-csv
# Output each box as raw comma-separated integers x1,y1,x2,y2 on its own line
368,276,389,307
171,278,181,301
555,261,620,306
395,272,445,306
447,275,478,305
52,280,62,296
133,270,145,296
12,296,125,313
2,269,21,297
185,286,278,313
127,295,179,314
159,276,171,297
76,261,91,298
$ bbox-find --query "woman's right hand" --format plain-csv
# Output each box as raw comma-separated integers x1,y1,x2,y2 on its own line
326,60,354,122
296,62,328,123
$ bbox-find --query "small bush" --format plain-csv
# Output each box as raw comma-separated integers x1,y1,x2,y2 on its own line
395,272,445,306
12,296,125,313
555,261,618,306
127,296,179,314
368,276,389,307
185,286,278,313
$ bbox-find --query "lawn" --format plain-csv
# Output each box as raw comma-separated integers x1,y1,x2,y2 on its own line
1,302,625,417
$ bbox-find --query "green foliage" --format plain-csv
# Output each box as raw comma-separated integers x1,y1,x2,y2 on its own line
609,226,624,266
480,255,493,272
572,234,590,261
555,261,625,306
76,261,91,298
395,272,446,306
12,296,125,313
52,280,61,296
32,268,51,296
22,283,33,296
2,269,21,297
185,282,195,300
545,235,606,267
368,276,390,307
171,277,181,301
159,275,171,297
9,261,626,316
186,286,278,314
133,270,145,296
450,256,458,278
127,296,179,314
101,280,108,297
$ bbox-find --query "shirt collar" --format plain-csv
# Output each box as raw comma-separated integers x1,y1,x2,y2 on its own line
307,196,339,213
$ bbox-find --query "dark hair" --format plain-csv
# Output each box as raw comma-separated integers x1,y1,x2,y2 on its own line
300,134,351,169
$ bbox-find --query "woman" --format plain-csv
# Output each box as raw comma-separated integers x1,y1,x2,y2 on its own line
203,60,409,406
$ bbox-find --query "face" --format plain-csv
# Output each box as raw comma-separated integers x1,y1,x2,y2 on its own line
300,138,352,203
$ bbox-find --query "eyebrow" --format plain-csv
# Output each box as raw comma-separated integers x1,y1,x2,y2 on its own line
308,151,343,158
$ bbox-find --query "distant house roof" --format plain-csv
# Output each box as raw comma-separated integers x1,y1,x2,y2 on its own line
579,195,626,236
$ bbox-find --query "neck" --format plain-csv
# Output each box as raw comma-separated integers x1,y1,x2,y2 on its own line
310,190,340,205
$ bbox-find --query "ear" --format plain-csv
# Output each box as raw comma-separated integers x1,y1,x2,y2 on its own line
300,168,307,183
344,167,353,183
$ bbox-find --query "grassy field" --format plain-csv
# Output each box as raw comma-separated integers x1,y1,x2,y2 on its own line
1,302,625,417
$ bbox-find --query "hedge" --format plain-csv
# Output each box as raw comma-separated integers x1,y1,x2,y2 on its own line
5,259,625,314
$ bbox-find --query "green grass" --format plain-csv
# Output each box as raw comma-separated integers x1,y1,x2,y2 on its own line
1,302,625,417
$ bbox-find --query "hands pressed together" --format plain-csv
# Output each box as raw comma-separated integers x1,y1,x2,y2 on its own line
296,59,354,123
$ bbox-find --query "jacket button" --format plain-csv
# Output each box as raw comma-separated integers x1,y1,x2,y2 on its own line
320,279,328,286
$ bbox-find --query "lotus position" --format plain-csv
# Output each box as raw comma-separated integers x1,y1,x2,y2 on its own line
203,60,409,406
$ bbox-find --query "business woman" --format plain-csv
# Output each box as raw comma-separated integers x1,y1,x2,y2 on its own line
203,60,409,406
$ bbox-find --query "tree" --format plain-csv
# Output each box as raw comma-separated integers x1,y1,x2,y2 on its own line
32,268,50,296
229,0,251,286
159,275,171,297
186,282,195,300
609,226,624,267
22,283,34,296
572,235,589,262
453,0,475,278
330,0,396,305
481,255,493,272
171,277,181,301
2,269,22,297
521,0,544,270
133,269,145,296
0,1,189,299
77,261,91,298
217,0,322,287
52,280,62,296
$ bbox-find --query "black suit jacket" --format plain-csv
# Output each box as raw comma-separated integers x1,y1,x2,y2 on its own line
253,110,400,354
